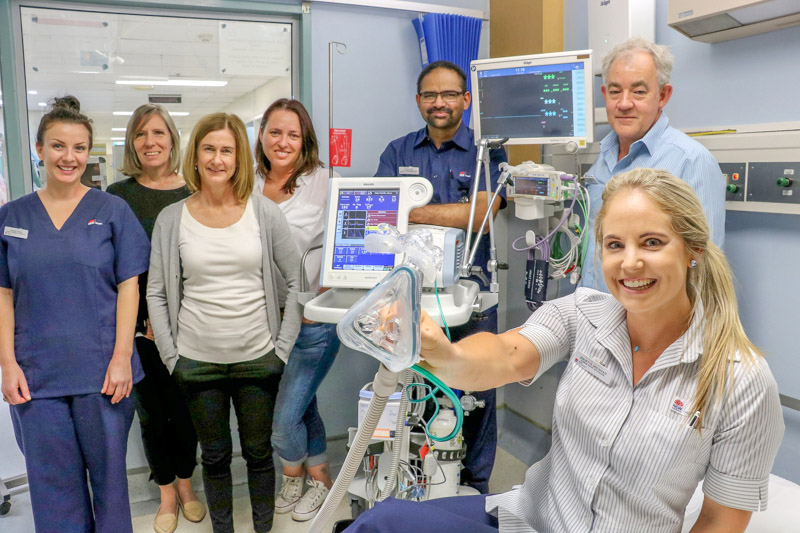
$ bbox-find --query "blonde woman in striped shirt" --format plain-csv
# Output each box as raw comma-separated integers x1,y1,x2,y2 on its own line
344,168,783,533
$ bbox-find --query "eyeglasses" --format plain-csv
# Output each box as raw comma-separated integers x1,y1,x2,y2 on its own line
418,91,464,104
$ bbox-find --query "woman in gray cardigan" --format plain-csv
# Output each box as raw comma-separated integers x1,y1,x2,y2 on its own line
147,113,301,533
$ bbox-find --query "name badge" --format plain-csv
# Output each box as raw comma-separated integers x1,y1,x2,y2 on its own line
573,352,611,385
399,166,420,176
4,226,28,239
671,396,689,416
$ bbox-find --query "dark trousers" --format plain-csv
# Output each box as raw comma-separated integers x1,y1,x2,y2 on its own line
11,394,135,533
133,337,198,485
345,495,498,532
447,306,498,494
173,352,283,533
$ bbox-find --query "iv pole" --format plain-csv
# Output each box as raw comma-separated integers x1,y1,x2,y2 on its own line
461,137,510,301
329,41,348,179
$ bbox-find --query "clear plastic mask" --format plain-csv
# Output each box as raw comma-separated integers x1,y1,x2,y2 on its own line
337,264,422,372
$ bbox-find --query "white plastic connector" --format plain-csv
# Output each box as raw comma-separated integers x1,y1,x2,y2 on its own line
567,213,580,229
570,267,581,285
423,454,439,477
525,230,537,247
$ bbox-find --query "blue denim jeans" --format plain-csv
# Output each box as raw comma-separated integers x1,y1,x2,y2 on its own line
272,321,341,467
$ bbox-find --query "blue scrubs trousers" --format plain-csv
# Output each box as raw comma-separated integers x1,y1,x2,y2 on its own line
344,495,498,532
448,306,498,494
10,393,136,533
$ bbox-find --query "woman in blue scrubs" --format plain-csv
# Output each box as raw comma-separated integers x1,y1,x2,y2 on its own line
0,96,150,532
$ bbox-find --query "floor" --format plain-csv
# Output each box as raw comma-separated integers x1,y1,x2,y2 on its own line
0,447,528,533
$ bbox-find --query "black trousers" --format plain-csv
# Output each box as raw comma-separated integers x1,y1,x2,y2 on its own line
132,337,198,486
173,352,283,533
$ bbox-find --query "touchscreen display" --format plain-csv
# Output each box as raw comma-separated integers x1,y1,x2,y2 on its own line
332,188,399,271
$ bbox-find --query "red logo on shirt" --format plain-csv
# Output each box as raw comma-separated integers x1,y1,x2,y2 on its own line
88,219,103,226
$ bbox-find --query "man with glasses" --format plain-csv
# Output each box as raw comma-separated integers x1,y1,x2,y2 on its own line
375,60,508,495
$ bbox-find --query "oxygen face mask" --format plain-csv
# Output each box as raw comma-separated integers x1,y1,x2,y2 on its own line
337,224,442,372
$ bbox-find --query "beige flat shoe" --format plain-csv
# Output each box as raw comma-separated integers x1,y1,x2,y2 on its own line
179,499,206,523
153,504,178,533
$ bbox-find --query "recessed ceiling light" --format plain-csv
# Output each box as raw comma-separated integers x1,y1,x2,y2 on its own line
111,127,127,132
28,90,38,95
113,141,125,146
33,16,107,29
110,137,125,141
38,102,47,107
116,79,227,87
115,111,189,117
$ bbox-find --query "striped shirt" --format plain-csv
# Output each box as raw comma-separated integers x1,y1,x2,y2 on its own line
485,289,784,533
579,113,726,291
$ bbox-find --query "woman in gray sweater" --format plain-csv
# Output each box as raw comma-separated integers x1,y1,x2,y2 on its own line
147,112,301,533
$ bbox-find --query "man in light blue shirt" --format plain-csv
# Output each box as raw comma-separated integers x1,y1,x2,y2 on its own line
581,37,725,291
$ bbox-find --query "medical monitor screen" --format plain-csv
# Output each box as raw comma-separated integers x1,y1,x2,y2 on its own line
515,176,550,197
470,51,593,146
331,188,399,272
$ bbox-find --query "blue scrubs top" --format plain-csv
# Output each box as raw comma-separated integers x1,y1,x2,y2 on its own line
375,122,508,290
0,189,150,398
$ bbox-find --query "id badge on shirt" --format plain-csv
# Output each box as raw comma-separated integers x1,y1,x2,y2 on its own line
573,352,612,385
4,226,28,239
399,166,420,176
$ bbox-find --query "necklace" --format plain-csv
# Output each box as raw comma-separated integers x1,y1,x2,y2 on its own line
629,315,691,355
632,329,687,354
632,343,671,354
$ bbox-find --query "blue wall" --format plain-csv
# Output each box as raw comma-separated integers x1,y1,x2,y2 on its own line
564,0,800,484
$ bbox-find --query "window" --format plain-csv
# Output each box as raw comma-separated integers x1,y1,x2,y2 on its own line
19,5,297,188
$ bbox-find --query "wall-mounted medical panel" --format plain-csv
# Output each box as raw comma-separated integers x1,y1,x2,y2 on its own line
746,162,800,205
720,162,745,202
689,124,800,215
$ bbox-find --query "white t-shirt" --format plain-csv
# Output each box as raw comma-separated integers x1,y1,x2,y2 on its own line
254,166,338,302
177,198,273,362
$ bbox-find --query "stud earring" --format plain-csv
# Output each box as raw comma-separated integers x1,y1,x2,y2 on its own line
690,259,697,268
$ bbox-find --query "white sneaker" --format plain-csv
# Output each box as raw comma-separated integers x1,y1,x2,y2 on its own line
275,475,304,514
291,478,329,522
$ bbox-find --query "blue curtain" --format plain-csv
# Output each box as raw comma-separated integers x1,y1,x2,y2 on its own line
412,13,482,126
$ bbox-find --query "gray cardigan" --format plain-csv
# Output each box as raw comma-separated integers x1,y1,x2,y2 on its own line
147,193,302,372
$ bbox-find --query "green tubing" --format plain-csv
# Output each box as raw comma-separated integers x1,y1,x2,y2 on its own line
409,364,464,442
